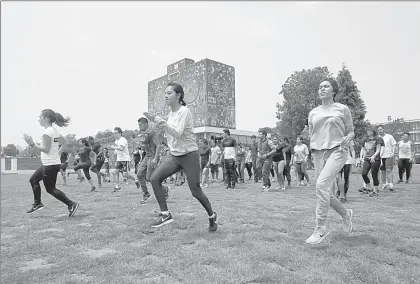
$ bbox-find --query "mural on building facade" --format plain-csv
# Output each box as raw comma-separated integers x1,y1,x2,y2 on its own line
148,61,207,128
148,58,236,129
206,60,236,129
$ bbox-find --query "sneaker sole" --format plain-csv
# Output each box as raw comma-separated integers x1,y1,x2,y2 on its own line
27,206,45,214
69,203,79,217
151,218,173,228
306,231,330,245
140,196,151,204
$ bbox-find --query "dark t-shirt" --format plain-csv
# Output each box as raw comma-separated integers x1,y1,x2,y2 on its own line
283,144,293,162
250,141,258,157
363,137,385,160
200,145,211,163
60,152,68,164
79,147,92,163
272,145,285,162
137,129,162,158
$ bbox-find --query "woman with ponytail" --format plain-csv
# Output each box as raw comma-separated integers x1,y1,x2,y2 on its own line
23,109,79,217
143,82,218,231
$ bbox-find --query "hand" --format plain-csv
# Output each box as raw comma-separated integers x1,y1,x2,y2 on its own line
341,135,352,147
410,158,414,164
370,156,376,163
23,134,34,145
143,112,157,123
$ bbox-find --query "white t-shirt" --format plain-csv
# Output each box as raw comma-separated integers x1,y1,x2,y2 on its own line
115,137,130,161
345,140,355,165
398,140,413,159
164,106,198,156
380,133,397,158
41,126,61,166
293,144,309,163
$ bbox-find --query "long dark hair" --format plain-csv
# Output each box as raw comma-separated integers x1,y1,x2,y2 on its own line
167,82,186,106
41,109,70,127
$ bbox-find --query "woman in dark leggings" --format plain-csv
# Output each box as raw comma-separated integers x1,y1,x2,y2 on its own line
23,109,79,217
360,129,385,196
144,82,217,231
72,138,96,191
90,142,107,187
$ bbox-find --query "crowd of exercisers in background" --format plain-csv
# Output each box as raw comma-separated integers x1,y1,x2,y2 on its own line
23,80,416,243
59,121,415,205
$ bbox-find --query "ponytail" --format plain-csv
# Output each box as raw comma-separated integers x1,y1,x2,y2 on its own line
41,109,70,127
54,112,71,127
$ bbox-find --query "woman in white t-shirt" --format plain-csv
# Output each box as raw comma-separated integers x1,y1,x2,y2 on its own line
144,83,217,232
396,132,415,183
292,136,311,186
23,109,79,217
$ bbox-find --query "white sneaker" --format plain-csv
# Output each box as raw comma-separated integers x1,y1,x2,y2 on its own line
388,183,394,191
381,184,388,191
306,226,329,245
342,209,353,233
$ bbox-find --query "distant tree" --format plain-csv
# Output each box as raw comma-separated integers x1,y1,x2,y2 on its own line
276,66,332,140
335,64,370,155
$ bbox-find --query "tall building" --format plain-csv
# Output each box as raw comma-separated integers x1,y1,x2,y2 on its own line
148,58,257,145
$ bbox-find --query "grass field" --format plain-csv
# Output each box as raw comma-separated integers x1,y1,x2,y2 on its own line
1,166,420,284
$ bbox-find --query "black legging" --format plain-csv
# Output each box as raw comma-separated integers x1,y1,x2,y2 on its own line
30,165,73,206
224,158,236,186
74,161,92,180
245,162,253,179
362,159,381,186
340,164,351,195
150,151,213,215
398,158,412,181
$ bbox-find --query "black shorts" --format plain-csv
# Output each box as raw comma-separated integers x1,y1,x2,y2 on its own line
115,161,129,172
60,162,68,171
210,164,219,173
91,161,104,173
201,159,209,170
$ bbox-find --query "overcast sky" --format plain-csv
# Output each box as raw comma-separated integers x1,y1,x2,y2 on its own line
2,1,420,147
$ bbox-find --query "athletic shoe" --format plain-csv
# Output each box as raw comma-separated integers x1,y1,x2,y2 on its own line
225,185,232,189
140,193,151,204
340,197,346,203
209,211,218,232
231,184,236,189
381,184,388,191
305,226,329,245
369,191,378,197
151,212,173,228
342,209,353,233
90,186,96,192
112,185,122,193
79,177,85,184
388,183,394,191
68,202,79,217
275,186,281,190
406,180,411,184
282,186,286,191
263,185,271,192
135,180,141,189
396,180,404,184
27,203,44,214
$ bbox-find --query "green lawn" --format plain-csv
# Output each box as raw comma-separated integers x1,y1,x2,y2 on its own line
1,166,420,284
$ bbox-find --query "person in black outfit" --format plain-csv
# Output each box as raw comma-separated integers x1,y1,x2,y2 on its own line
23,109,79,217
71,138,96,191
